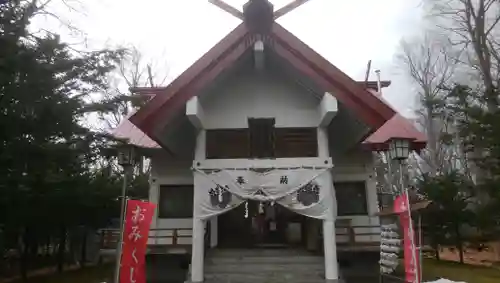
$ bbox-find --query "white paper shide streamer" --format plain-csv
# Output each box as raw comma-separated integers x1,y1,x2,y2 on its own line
380,223,401,274
193,168,336,220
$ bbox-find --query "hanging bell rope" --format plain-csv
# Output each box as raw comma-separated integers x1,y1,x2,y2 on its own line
244,201,249,218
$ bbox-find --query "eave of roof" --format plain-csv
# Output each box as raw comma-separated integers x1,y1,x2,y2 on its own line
111,113,161,149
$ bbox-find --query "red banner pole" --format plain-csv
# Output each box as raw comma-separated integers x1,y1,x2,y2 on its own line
394,192,421,283
114,195,129,283
405,190,419,283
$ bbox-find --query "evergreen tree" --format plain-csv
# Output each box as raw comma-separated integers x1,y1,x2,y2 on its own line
446,85,500,238
418,170,475,263
0,1,127,277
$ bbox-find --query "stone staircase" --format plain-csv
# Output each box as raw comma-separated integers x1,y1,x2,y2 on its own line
203,249,327,283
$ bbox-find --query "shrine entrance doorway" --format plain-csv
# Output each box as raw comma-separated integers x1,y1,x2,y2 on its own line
217,200,305,248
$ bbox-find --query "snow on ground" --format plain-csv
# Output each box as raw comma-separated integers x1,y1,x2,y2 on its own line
425,279,467,283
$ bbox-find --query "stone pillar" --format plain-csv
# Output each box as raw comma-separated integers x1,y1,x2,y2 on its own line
323,219,339,282
317,127,339,282
191,217,205,283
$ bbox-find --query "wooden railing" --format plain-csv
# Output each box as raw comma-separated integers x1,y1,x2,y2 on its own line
98,223,382,250
334,218,380,246
335,224,381,245
98,228,194,249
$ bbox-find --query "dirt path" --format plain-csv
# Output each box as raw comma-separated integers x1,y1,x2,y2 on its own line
439,242,500,267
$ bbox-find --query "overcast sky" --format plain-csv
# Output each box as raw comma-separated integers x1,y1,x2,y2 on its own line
34,0,425,116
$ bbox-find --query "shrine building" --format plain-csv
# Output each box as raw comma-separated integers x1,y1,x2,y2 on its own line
112,1,426,282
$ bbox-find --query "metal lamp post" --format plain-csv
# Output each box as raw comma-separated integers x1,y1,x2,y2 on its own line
387,138,419,283
114,145,135,283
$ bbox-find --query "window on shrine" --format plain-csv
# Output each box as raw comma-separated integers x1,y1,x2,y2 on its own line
248,118,275,158
334,181,368,216
205,129,250,159
158,185,194,218
204,125,318,159
274,128,318,158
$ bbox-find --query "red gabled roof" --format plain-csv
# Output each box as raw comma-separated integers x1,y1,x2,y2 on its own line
362,89,427,151
362,113,427,151
112,112,161,149
129,22,396,143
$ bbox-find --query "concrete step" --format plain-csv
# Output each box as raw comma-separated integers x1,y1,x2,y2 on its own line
206,255,324,264
207,248,317,257
205,263,324,274
204,249,328,283
203,272,326,283
204,278,326,283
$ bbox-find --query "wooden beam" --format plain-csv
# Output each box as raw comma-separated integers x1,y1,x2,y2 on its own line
194,157,333,170
273,0,311,20
317,92,338,127
208,0,244,20
254,40,265,70
186,96,204,129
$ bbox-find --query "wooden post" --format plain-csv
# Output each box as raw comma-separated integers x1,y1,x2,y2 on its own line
172,229,178,246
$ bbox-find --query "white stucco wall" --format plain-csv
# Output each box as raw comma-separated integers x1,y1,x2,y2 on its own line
332,152,381,243
200,71,320,129
148,155,194,245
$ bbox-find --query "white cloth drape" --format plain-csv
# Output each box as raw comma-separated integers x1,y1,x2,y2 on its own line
193,168,337,220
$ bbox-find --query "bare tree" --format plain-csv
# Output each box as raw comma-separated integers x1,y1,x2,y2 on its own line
98,46,170,129
425,0,500,106
397,32,470,178
373,150,423,212
423,0,500,186
96,46,170,177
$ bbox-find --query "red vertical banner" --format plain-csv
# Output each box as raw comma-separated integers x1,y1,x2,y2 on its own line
394,194,421,283
119,200,156,283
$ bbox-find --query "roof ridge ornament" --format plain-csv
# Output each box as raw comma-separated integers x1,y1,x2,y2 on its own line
208,0,312,34
243,0,274,34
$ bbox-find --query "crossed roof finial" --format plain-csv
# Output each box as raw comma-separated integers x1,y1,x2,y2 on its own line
208,0,312,33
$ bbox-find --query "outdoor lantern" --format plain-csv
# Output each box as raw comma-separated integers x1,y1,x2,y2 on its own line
388,138,411,161
117,145,135,167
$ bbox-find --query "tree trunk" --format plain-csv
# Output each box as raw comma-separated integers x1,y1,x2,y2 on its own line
425,106,438,176
44,236,50,257
458,243,465,264
80,228,87,268
52,238,57,256
455,223,465,264
57,225,67,273
20,228,30,281
433,244,441,261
